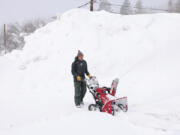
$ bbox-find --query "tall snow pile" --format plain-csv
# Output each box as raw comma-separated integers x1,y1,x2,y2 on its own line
0,9,180,135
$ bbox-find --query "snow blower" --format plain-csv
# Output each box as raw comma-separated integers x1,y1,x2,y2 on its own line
86,76,128,115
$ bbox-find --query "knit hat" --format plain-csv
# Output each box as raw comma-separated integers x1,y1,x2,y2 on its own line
77,50,83,56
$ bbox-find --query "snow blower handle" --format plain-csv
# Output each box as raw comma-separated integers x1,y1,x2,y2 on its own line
85,76,96,82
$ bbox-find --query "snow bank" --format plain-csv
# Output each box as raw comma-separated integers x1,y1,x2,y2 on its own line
1,9,180,135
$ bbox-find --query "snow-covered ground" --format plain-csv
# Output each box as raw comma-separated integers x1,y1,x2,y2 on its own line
0,9,180,135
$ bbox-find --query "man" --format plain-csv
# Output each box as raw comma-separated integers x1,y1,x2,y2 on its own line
71,50,91,108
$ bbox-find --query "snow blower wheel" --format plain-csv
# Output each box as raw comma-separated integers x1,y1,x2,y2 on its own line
88,104,97,111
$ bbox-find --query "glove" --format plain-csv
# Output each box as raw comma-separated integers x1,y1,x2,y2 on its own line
77,76,82,81
88,74,92,79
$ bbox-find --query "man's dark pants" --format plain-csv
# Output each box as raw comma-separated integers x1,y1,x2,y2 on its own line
74,80,87,105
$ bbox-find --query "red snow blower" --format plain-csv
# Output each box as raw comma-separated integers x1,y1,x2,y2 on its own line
86,76,128,115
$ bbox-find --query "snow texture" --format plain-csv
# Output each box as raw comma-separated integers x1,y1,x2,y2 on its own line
0,9,180,135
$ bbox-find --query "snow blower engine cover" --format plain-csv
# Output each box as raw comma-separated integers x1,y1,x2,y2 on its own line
86,76,99,92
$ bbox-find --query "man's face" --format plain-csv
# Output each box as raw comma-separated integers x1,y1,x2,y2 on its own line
78,55,83,61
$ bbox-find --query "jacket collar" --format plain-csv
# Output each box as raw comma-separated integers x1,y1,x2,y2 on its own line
75,56,84,63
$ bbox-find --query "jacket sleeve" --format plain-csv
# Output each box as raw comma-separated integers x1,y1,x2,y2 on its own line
85,61,90,76
71,62,77,77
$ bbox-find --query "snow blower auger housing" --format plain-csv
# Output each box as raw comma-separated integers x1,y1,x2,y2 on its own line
86,76,128,116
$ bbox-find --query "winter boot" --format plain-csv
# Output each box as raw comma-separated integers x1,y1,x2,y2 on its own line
76,104,81,108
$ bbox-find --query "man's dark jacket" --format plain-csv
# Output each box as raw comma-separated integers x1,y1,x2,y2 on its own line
71,57,89,82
